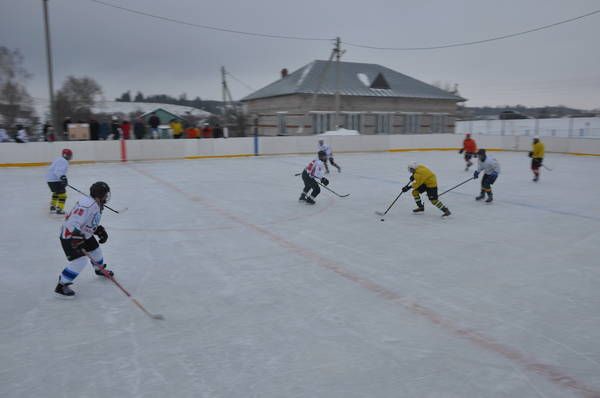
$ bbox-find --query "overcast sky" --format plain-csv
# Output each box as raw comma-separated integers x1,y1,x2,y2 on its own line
1,0,599,109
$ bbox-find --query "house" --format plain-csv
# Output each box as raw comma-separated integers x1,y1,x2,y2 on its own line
241,60,465,136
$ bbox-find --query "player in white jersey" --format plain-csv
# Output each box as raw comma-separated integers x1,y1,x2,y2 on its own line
473,149,500,203
54,181,113,297
299,151,329,204
318,139,341,173
46,148,72,214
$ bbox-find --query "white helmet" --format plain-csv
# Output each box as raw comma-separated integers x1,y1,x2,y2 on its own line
407,161,418,173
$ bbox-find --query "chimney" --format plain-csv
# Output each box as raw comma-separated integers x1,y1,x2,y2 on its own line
280,68,288,79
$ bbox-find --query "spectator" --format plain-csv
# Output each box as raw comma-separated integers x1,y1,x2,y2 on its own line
201,123,213,138
148,112,160,139
42,121,51,141
110,117,121,140
0,125,10,142
170,118,183,139
133,118,146,140
15,124,29,143
121,120,131,140
99,119,110,140
46,126,56,142
185,126,200,139
63,117,72,139
213,123,223,138
89,119,100,141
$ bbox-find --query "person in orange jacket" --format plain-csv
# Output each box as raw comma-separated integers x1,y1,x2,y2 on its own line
458,133,477,171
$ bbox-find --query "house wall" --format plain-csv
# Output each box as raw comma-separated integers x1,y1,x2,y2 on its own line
244,94,459,136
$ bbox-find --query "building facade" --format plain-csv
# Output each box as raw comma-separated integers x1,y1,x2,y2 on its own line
242,60,465,136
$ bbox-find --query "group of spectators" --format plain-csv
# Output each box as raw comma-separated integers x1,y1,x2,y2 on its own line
0,112,224,143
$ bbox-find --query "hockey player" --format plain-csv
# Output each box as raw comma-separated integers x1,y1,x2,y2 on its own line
403,162,451,217
529,136,545,182
458,133,477,171
318,139,341,173
299,150,330,205
46,148,73,214
473,148,500,203
55,181,114,297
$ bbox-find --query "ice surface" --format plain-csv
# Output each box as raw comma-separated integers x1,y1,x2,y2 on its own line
1,151,599,398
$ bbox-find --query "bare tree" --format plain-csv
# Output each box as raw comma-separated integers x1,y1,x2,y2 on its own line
0,47,35,128
55,76,103,123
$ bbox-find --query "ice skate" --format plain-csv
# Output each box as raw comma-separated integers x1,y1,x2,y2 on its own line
412,206,424,213
305,196,316,205
475,193,485,201
299,193,307,201
55,281,75,297
94,264,114,277
441,207,451,217
49,205,56,213
55,208,65,215
485,192,493,203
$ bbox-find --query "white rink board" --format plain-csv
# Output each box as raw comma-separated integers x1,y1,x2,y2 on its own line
1,151,600,398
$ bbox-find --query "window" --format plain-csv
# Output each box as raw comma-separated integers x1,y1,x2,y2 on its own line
312,113,334,134
404,114,420,134
344,113,362,131
431,115,446,133
375,114,391,134
277,113,287,135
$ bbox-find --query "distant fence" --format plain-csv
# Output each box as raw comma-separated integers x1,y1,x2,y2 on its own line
456,117,600,138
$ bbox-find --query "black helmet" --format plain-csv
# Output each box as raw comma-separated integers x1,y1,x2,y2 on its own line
90,181,110,203
477,148,486,156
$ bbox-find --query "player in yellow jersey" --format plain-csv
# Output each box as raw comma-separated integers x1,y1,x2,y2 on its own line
529,136,545,182
402,162,451,217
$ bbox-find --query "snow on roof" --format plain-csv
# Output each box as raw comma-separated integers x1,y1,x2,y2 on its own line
32,99,211,121
319,128,360,136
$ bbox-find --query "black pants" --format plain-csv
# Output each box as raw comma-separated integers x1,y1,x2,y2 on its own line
61,236,99,261
48,181,66,194
531,158,543,170
481,174,498,190
415,184,438,200
302,170,320,198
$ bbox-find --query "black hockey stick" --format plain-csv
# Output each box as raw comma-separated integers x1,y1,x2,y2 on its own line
316,180,350,198
439,177,476,197
67,184,127,214
375,182,411,218
542,164,552,171
294,172,302,176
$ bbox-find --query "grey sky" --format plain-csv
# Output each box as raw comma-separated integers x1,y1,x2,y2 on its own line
1,0,599,109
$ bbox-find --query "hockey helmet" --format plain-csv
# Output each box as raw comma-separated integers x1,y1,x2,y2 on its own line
465,133,471,138
62,148,73,160
477,148,486,160
90,181,110,203
407,161,418,173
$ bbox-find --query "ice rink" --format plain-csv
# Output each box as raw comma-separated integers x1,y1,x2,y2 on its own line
1,150,600,398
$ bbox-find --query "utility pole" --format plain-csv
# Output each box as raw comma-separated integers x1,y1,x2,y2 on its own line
42,0,59,139
333,37,344,131
221,66,235,137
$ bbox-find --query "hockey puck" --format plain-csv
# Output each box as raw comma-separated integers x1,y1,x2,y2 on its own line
380,218,385,222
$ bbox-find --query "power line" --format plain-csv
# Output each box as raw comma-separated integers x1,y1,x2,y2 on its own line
225,71,255,92
343,9,600,50
88,1,599,52
89,0,333,42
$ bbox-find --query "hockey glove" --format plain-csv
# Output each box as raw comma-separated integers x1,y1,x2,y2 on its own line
401,185,411,193
60,175,68,185
473,170,479,179
321,177,329,186
528,151,533,158
95,225,108,244
458,149,464,154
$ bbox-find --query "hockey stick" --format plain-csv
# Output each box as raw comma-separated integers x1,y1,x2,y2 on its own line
439,177,476,197
375,182,411,218
294,172,302,176
67,184,127,214
86,254,164,320
542,164,552,171
315,180,350,198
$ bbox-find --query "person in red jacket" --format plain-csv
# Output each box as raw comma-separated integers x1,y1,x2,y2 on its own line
458,133,477,171
120,120,131,140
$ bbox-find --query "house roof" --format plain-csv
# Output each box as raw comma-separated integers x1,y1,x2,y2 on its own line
241,60,465,102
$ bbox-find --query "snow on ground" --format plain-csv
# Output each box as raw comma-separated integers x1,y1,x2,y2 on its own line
1,151,599,398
